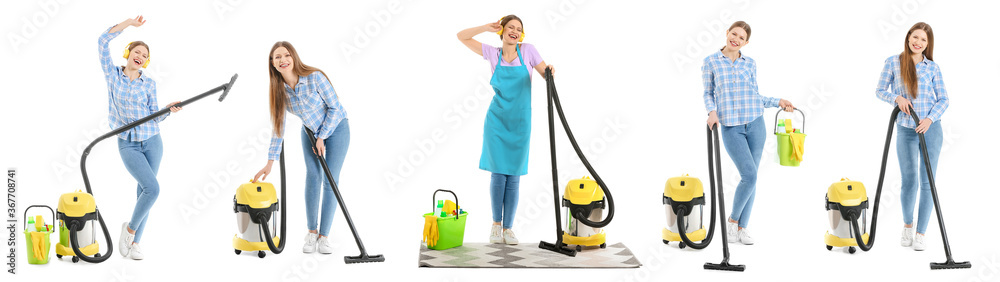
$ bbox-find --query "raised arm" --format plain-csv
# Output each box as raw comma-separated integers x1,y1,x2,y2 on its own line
457,20,501,56
99,16,145,77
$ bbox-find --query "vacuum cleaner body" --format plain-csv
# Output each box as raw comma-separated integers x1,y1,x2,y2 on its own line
662,175,707,247
825,178,869,253
233,181,280,257
55,191,100,262
561,176,607,248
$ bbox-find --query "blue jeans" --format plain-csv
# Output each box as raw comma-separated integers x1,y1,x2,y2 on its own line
720,116,766,229
489,173,520,229
118,134,163,243
302,120,350,237
897,122,942,234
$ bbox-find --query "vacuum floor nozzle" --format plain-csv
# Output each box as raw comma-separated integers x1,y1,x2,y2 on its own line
704,261,746,272
538,241,577,257
930,260,972,270
345,254,385,264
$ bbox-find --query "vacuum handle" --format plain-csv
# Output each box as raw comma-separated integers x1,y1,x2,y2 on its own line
773,108,805,134
432,189,460,220
23,205,55,230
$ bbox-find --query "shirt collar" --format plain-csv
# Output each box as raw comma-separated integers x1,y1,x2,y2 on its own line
118,67,146,82
283,75,308,91
716,49,744,62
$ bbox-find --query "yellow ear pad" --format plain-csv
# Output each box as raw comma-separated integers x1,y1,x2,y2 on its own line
123,42,150,68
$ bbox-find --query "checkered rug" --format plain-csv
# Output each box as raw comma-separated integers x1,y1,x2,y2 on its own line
418,242,641,268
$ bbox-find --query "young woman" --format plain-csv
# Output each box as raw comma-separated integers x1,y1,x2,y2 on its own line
253,41,349,255
102,15,182,260
875,22,948,252
457,15,553,245
703,21,795,245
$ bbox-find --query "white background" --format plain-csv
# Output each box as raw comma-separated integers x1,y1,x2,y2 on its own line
2,0,999,281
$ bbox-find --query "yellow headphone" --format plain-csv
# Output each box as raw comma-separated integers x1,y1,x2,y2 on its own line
122,42,150,68
496,17,524,43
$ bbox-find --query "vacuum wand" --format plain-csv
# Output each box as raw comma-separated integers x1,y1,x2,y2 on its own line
702,125,745,272
303,127,385,264
899,106,970,270
71,74,237,263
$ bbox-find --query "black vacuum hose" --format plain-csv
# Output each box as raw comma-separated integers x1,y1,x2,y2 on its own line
68,214,113,263
848,107,910,251
675,125,724,249
545,69,614,228
260,147,288,254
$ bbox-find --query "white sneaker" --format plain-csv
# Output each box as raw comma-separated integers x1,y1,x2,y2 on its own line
900,227,914,247
502,229,519,245
128,243,144,260
317,236,333,254
119,222,134,257
913,233,926,251
489,225,503,244
726,221,738,243
738,228,755,245
302,233,319,253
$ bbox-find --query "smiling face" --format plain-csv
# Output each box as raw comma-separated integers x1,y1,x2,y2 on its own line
724,27,748,52
126,45,149,70
501,19,523,45
908,29,928,55
271,46,294,77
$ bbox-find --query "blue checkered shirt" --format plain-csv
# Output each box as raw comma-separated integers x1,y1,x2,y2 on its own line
702,50,780,126
875,55,949,129
268,71,348,160
99,27,168,141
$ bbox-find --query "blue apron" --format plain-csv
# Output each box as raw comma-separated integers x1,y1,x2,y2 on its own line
479,45,531,175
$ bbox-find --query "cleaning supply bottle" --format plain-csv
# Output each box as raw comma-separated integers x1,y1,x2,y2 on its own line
27,216,36,232
776,120,785,135
435,200,444,217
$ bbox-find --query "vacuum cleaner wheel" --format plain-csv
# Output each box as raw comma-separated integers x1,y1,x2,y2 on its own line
234,249,241,255
826,245,833,251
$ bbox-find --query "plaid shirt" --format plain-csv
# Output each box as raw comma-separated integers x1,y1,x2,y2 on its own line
702,50,780,126
99,27,168,141
267,71,348,160
875,55,949,129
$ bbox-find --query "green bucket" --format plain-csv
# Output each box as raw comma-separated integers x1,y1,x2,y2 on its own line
776,133,804,167
423,212,468,250
774,109,806,167
424,189,468,250
23,205,55,264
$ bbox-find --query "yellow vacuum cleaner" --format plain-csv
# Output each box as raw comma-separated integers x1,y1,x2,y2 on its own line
233,147,286,258
538,69,616,257
62,74,237,263
562,176,607,251
824,178,869,254
661,175,707,249
55,191,104,263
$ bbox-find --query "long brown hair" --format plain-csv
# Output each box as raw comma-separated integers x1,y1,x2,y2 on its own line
899,22,934,98
267,41,330,137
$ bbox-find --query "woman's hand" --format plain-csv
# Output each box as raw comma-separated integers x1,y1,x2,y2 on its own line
485,20,502,33
166,101,182,113
312,138,326,156
126,15,146,28
253,160,274,183
547,65,555,76
111,15,146,33
779,99,795,112
915,118,933,134
895,95,912,116
707,111,719,129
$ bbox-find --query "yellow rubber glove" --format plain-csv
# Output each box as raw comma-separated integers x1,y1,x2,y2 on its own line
31,232,45,261
423,215,439,247
789,133,805,162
